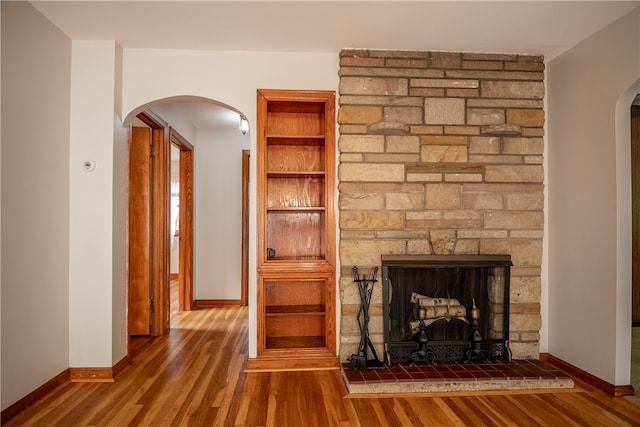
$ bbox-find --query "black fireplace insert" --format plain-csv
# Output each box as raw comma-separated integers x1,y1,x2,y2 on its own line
381,254,512,364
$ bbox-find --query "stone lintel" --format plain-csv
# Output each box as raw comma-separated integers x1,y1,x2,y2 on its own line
407,162,483,174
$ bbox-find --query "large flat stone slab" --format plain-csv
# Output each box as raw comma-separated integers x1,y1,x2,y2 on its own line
342,359,574,394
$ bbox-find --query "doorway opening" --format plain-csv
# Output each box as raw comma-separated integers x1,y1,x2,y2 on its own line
631,96,640,403
126,96,250,366
127,111,195,345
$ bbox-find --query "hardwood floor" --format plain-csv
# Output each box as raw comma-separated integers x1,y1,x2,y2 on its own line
5,304,640,426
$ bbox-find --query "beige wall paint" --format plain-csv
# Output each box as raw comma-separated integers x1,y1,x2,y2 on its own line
1,1,71,410
68,40,122,368
547,7,640,385
194,128,250,300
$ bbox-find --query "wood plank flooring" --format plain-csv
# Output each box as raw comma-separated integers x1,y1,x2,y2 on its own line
5,304,640,426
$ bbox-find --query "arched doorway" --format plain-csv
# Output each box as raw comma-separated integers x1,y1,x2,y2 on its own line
123,96,251,343
630,92,640,402
614,81,640,396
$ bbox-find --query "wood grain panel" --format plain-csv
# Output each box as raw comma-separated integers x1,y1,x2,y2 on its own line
128,126,151,336
267,176,325,208
267,141,325,172
266,211,325,259
267,111,326,136
265,313,325,337
150,126,170,335
265,280,326,306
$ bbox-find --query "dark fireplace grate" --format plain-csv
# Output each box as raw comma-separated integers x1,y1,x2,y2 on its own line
381,254,512,364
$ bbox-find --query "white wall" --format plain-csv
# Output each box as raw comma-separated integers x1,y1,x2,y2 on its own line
121,48,339,357
69,40,125,368
112,43,128,366
1,2,71,409
170,158,180,276
194,128,249,300
547,7,640,385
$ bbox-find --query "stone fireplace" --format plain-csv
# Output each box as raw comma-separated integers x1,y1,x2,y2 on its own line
337,49,544,363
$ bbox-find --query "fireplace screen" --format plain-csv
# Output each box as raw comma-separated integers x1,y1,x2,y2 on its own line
381,254,512,364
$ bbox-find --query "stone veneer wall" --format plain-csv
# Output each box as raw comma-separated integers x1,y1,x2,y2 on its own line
337,49,545,362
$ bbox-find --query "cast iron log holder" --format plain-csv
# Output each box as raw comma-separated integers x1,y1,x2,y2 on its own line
349,266,384,370
465,299,490,361
409,306,436,363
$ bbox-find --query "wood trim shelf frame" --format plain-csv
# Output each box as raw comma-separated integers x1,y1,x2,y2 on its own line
255,89,337,370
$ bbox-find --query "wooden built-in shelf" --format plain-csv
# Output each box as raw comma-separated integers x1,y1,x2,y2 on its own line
256,88,337,369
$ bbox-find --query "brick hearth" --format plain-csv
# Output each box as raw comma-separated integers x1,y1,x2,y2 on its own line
341,359,574,394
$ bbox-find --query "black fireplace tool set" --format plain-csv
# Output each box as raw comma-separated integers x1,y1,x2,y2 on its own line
349,266,385,370
349,266,492,371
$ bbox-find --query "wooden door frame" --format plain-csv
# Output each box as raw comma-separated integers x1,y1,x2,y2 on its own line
170,128,195,311
136,110,171,336
241,150,250,306
632,105,639,325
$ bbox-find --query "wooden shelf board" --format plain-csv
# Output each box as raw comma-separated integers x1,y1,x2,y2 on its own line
266,304,325,314
267,171,325,177
267,135,325,142
266,256,326,262
266,336,326,349
266,100,326,114
266,207,325,212
246,355,340,371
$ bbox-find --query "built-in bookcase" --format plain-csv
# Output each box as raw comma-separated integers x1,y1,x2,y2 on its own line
250,89,337,370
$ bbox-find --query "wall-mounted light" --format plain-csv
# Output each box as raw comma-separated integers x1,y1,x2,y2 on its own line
240,115,249,135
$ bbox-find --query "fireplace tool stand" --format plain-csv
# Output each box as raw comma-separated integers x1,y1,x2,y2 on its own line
349,266,384,370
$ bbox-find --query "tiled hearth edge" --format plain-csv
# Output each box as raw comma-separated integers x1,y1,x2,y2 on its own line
340,354,637,396
341,359,574,394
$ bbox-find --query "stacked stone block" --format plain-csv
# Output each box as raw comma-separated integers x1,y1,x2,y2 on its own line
338,50,545,361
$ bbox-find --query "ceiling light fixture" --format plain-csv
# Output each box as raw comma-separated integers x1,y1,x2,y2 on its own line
240,115,249,135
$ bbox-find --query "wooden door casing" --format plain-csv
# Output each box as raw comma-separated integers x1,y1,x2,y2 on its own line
241,149,250,306
151,124,171,334
170,127,195,311
632,105,639,325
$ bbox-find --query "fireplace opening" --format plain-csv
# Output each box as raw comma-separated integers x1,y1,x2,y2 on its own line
381,254,512,364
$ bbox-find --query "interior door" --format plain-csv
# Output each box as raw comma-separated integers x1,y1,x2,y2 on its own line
129,126,152,335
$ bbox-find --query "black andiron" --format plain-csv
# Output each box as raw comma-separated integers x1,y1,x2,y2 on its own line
410,306,436,363
465,299,490,361
349,266,384,370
